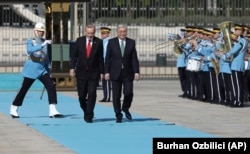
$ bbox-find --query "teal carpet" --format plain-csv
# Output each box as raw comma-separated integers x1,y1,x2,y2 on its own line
0,73,215,154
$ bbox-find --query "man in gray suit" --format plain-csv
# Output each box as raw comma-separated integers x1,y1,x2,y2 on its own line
104,24,140,123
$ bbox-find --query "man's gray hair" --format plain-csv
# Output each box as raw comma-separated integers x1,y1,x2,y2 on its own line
117,24,127,30
85,23,96,31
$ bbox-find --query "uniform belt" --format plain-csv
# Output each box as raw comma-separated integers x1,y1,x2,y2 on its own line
28,57,45,62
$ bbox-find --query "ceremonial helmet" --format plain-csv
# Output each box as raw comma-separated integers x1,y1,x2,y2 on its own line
34,22,45,38
34,22,45,32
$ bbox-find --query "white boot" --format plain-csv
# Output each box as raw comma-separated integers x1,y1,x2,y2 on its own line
49,104,63,118
10,105,19,118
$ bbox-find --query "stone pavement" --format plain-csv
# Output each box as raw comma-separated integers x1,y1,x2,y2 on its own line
0,112,75,154
0,80,250,153
94,80,250,138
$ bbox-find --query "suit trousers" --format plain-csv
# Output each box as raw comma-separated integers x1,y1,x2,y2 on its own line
102,79,111,101
76,78,98,118
219,73,233,104
12,73,57,106
198,71,212,102
111,69,133,114
178,67,187,94
231,70,244,105
211,68,220,103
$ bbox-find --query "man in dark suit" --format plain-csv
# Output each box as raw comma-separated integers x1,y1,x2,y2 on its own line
69,24,104,123
104,24,140,123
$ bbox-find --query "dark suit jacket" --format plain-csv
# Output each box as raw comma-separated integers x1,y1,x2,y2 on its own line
105,37,139,80
70,36,104,80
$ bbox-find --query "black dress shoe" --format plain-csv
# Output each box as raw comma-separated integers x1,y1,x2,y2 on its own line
230,102,244,108
116,118,122,123
99,98,111,102
85,118,93,123
178,94,184,97
11,115,20,118
178,93,187,98
99,99,106,102
84,117,93,123
84,115,93,123
49,114,63,118
116,113,123,123
124,111,132,120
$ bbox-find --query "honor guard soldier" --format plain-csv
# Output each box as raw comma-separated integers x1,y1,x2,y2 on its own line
242,25,250,101
10,23,63,118
244,34,250,101
176,28,188,98
185,27,203,100
99,27,112,102
215,27,229,105
209,27,222,104
197,29,215,103
219,24,248,107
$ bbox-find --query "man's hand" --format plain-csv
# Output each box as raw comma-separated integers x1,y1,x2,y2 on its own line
42,40,52,47
134,73,140,81
105,73,110,80
69,69,75,78
100,74,104,81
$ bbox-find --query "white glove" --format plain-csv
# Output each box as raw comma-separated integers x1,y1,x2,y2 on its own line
42,40,52,47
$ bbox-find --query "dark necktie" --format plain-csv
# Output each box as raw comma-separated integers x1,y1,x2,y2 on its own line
120,40,125,57
86,39,92,58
